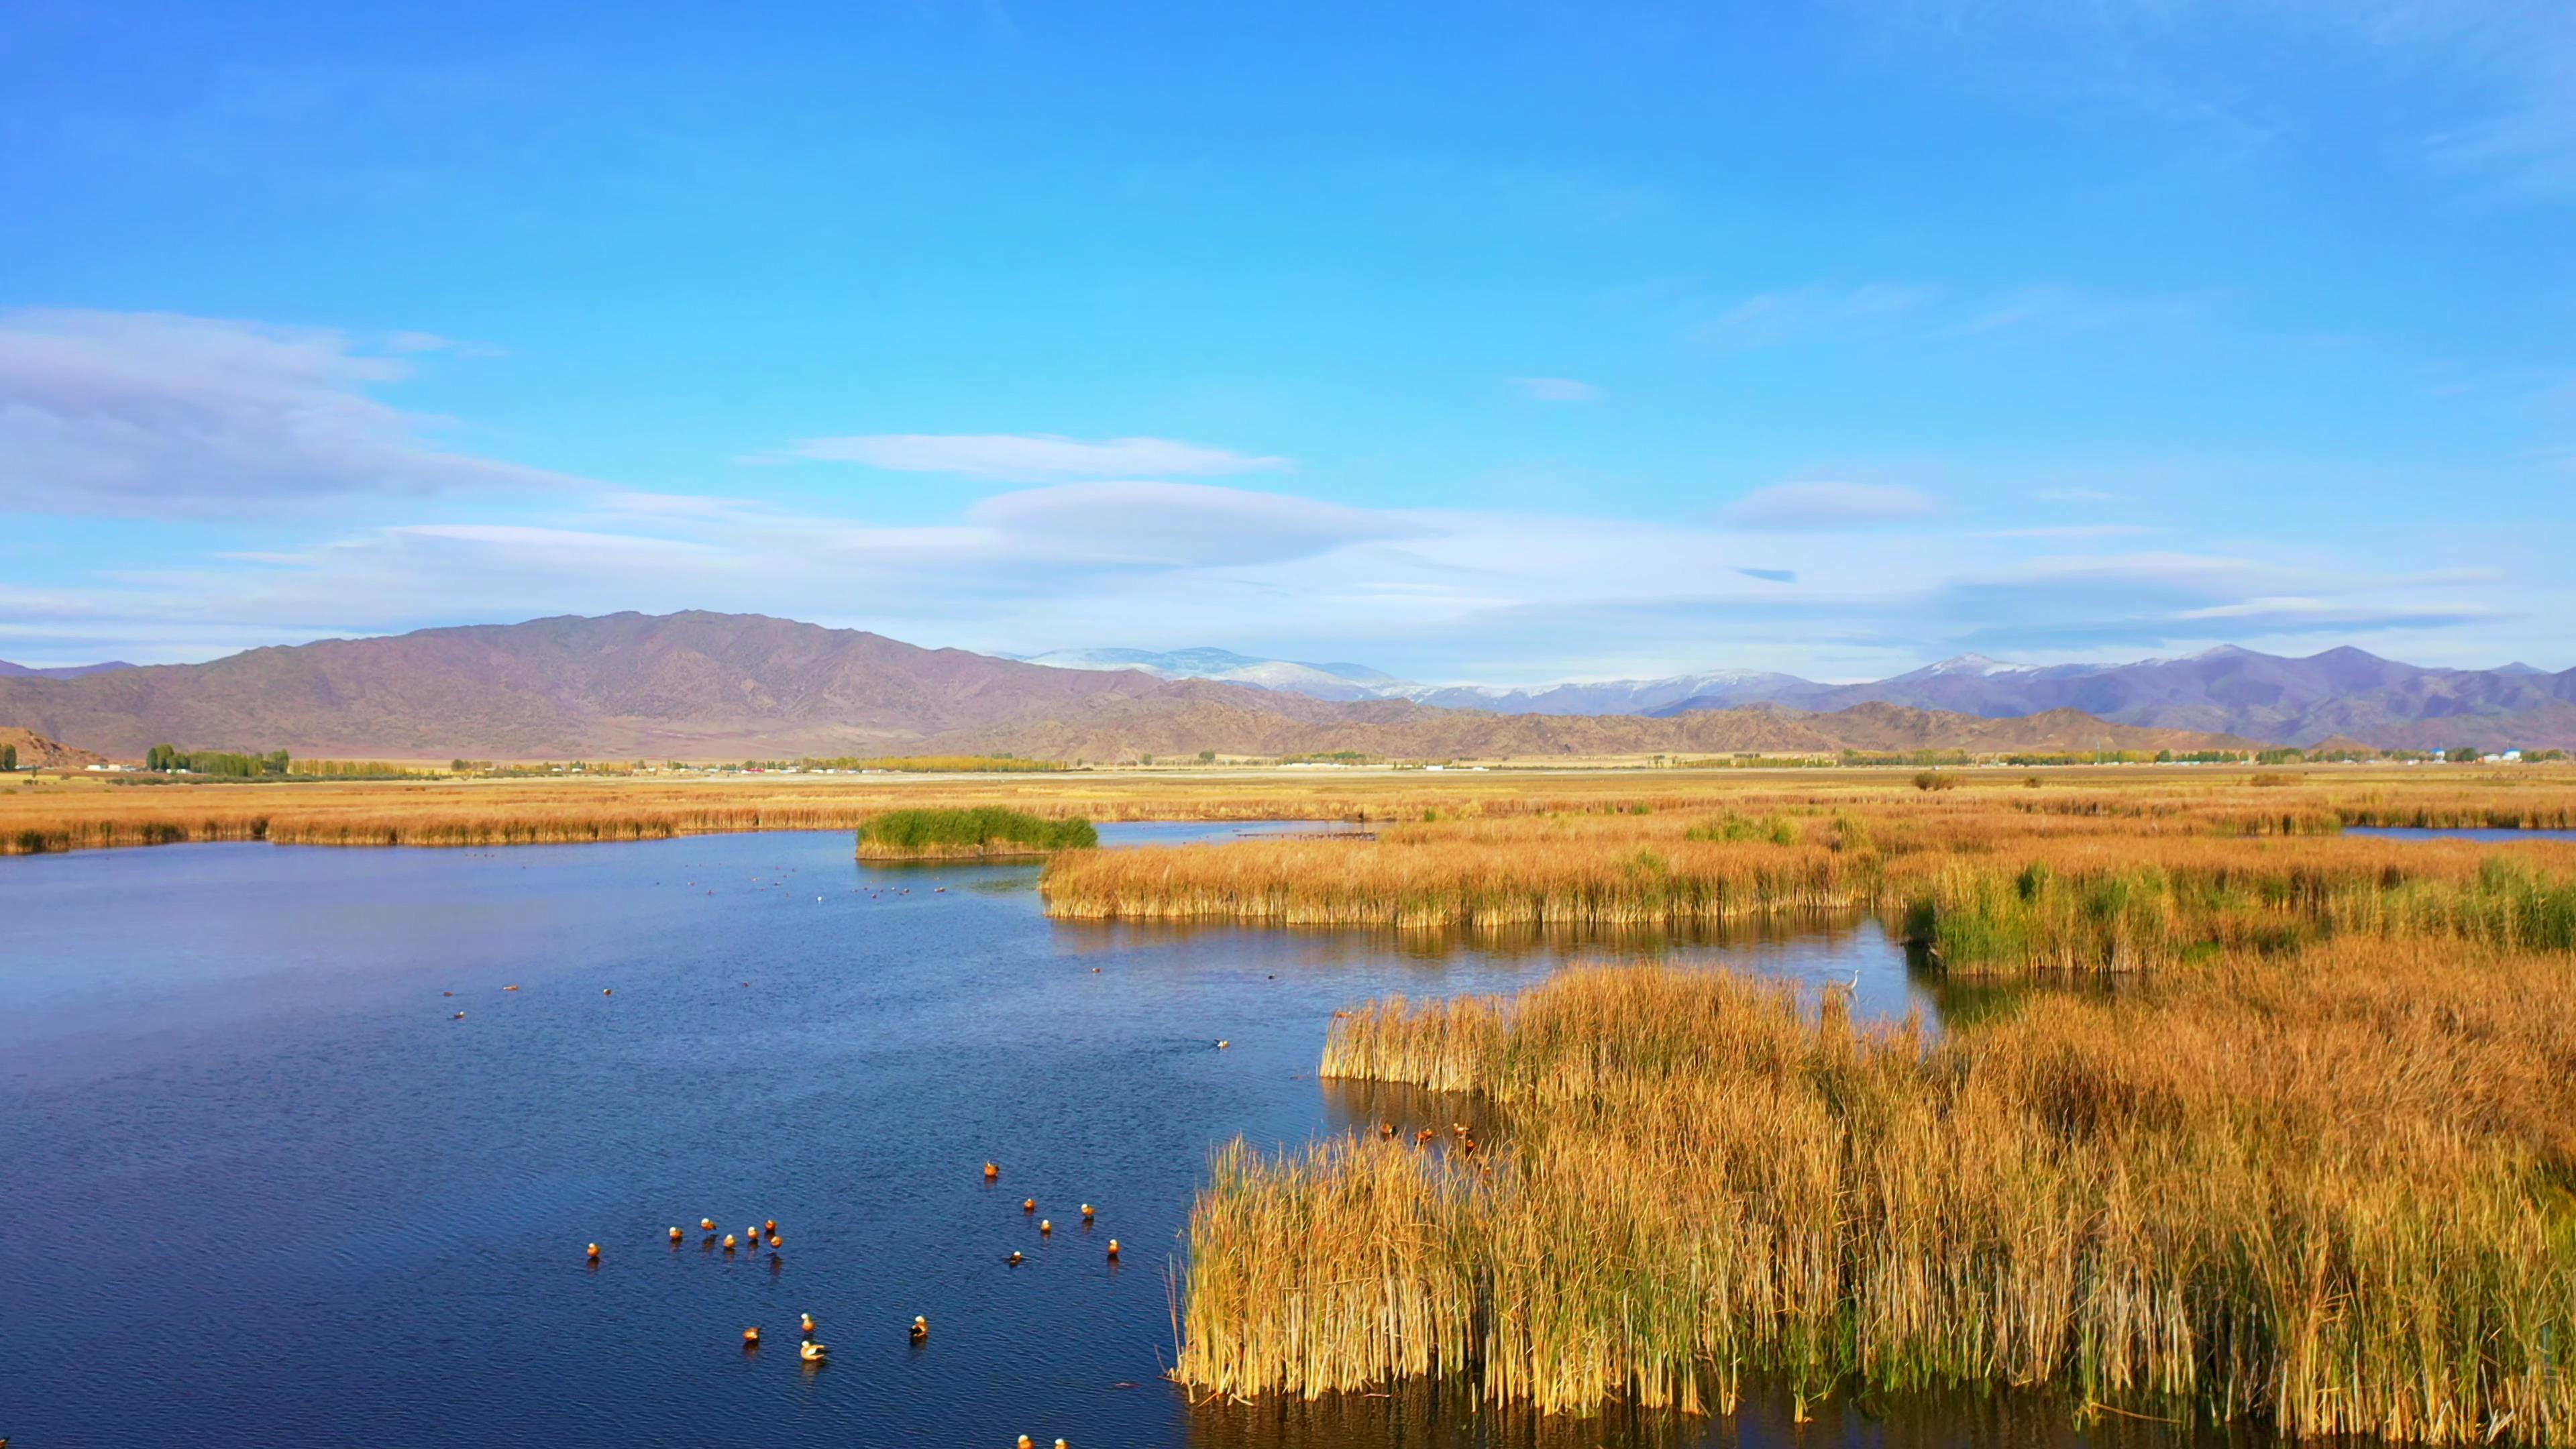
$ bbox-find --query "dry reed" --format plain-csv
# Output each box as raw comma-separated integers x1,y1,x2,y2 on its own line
1179,948,2576,1441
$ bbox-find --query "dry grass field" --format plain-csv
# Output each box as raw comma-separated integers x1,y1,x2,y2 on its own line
8,761,2573,857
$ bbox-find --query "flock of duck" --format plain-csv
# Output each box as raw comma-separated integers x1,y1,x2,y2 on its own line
579,1161,1113,1444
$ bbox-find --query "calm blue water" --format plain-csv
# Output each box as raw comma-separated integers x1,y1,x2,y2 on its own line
0,826,2217,1448
2349,826,2576,842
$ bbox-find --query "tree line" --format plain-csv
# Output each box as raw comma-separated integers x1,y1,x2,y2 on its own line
145,745,291,776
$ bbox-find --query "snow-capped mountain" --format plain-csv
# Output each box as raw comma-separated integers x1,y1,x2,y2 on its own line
1003,647,1404,702
1014,644,2576,749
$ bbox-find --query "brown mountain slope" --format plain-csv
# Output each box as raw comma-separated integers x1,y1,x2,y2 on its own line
0,612,1305,759
1,727,107,770
0,611,2257,763
934,696,2255,761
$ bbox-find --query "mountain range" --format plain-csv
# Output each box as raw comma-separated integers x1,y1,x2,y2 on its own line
1044,644,2576,751
0,612,2253,763
0,658,137,680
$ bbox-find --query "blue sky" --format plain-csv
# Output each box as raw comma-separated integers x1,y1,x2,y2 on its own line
3,0,2570,682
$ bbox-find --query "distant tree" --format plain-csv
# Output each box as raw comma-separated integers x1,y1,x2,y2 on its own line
1197,750,1216,763
0,743,17,772
1913,770,1957,792
146,743,178,771
2447,746,2482,764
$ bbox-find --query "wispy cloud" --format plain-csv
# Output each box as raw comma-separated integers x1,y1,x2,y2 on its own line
1512,376,1604,402
0,308,570,513
1858,0,2576,199
1978,524,2156,540
1725,481,1941,531
790,433,1289,481
1692,284,1934,350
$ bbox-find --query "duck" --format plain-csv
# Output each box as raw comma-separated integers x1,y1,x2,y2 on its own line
1022,1197,1036,1214
1415,1128,1436,1145
453,1012,467,1020
1008,1250,1024,1265
1038,1219,1052,1235
1018,1438,1034,1449
1080,1203,1095,1222
800,1312,816,1334
799,1340,828,1362
1379,1122,1395,1137
669,1226,684,1244
767,1232,782,1248
984,1161,1000,1181
503,984,521,991
743,1326,761,1345
1215,1039,1230,1049
723,1234,739,1250
586,1242,600,1262
763,1220,777,1234
910,1315,928,1342
1106,1239,1120,1260
701,1218,717,1232
602,988,613,996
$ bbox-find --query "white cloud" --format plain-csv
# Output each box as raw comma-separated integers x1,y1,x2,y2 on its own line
969,482,1424,567
0,308,567,513
1724,481,1941,531
1513,376,1604,402
790,433,1288,481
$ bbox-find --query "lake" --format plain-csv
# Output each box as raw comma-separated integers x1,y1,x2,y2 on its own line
0,826,2227,1448
2349,826,2576,842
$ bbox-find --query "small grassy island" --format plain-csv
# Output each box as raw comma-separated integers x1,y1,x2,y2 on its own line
855,806,1098,861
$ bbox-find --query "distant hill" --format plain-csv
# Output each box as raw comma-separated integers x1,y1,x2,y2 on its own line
0,612,2253,763
1060,641,2576,750
0,659,136,681
932,698,2250,763
1006,647,1402,702
0,726,107,770
0,612,1299,760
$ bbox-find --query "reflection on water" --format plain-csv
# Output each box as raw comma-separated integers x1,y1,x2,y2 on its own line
1187,1378,2257,1448
1056,910,1939,1028
2349,826,2576,843
0,825,2241,1448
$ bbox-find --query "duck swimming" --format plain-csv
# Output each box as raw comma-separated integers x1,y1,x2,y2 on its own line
910,1315,928,1341
799,1340,828,1362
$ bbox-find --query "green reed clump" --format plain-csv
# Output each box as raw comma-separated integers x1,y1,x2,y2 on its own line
855,806,1097,858
1684,811,1801,845
1896,852,2576,973
1179,953,2576,1440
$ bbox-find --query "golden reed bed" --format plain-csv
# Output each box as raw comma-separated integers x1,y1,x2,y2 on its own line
5,763,2573,855
1178,948,2576,1441
1040,784,2576,972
